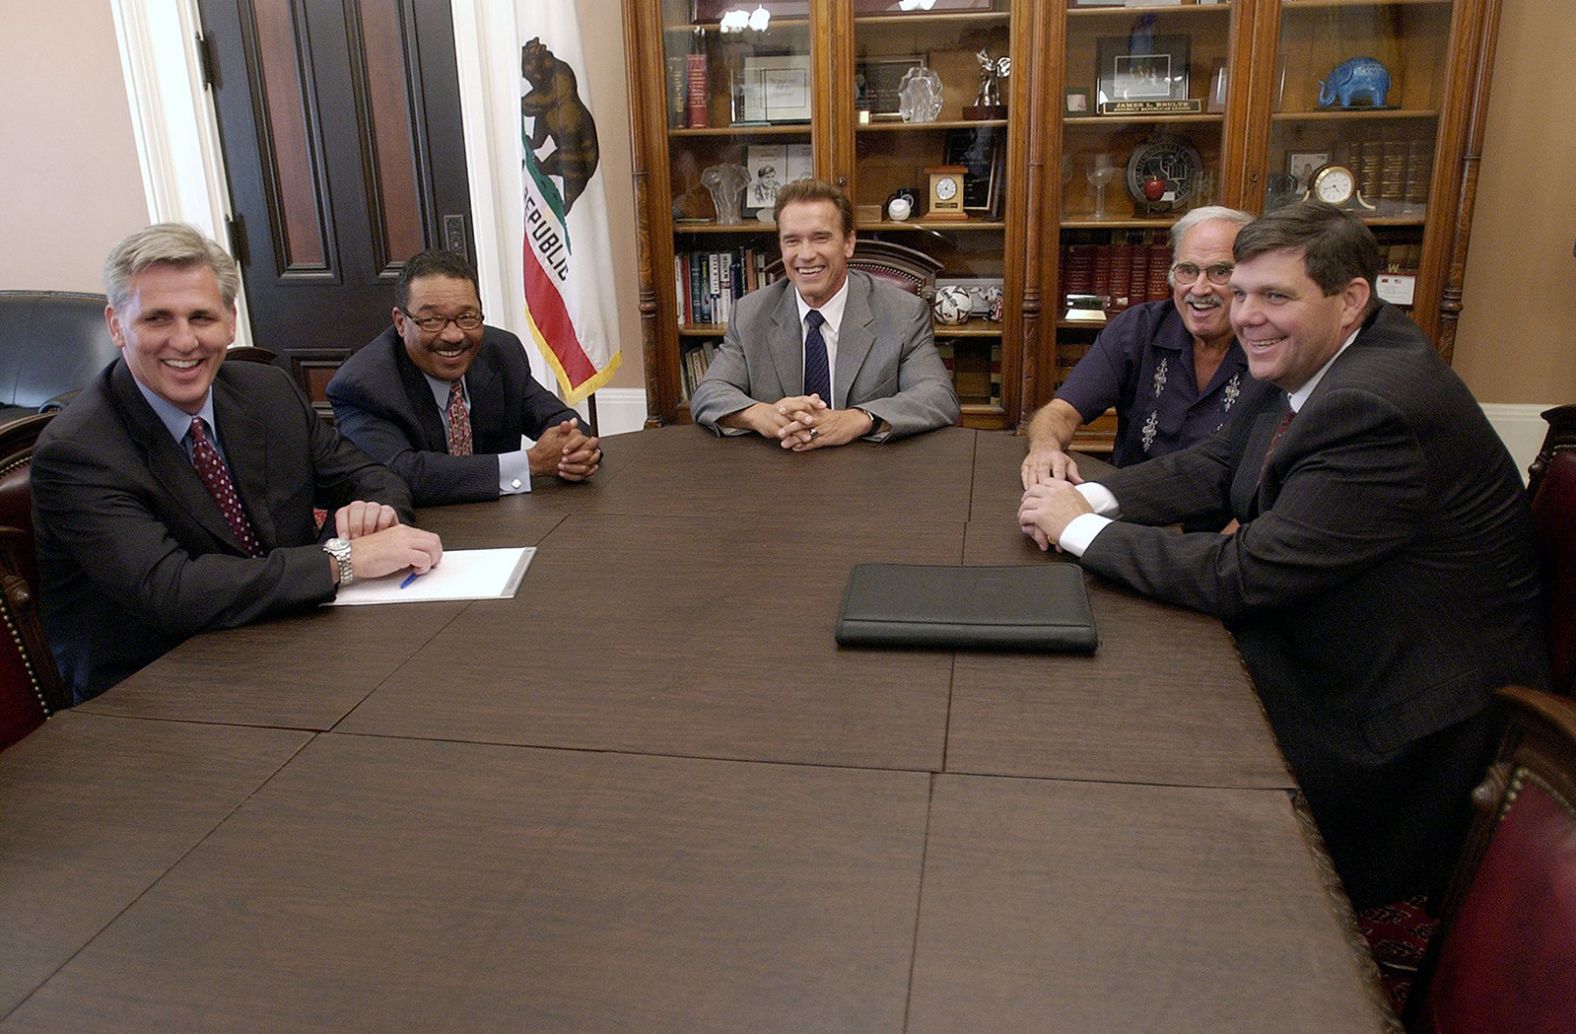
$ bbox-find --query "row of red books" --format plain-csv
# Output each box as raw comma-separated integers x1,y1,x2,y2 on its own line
1059,242,1173,312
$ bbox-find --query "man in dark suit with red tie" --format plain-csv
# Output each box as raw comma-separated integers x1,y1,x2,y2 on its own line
1017,202,1549,908
327,249,600,506
32,224,443,704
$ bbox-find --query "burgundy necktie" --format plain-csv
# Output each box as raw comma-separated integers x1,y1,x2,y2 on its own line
447,379,473,457
188,417,261,557
1258,401,1295,482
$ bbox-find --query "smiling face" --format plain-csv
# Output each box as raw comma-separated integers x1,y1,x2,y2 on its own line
1229,247,1370,392
1171,218,1240,350
395,274,485,381
777,199,855,309
108,263,236,414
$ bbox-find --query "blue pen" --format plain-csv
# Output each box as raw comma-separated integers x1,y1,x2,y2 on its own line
399,572,422,589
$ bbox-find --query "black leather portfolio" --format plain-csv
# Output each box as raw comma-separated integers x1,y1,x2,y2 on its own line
835,563,1098,652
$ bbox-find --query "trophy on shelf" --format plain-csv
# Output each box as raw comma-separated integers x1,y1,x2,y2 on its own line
700,163,750,225
963,50,1010,120
1085,154,1119,219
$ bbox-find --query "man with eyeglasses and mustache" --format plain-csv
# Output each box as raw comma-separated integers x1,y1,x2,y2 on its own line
329,249,600,506
1021,206,1254,486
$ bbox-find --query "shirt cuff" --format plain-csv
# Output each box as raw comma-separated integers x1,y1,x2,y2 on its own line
1058,513,1112,557
1076,482,1119,517
498,450,532,495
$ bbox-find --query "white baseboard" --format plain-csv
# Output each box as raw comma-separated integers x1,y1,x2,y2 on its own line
578,388,649,438
1480,403,1553,484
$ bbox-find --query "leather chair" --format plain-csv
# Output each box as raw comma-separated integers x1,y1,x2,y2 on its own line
1527,405,1576,696
1404,685,1576,1033
0,291,120,422
763,239,944,298
224,345,280,365
0,414,67,750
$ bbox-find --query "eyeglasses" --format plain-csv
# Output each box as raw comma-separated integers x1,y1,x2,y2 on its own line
1170,262,1234,286
399,308,484,333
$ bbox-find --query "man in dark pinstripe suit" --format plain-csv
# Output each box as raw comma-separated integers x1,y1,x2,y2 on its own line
1019,202,1549,908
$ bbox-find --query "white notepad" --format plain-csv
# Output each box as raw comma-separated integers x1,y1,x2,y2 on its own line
326,547,536,606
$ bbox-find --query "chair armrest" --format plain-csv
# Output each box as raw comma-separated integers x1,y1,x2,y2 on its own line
38,390,80,414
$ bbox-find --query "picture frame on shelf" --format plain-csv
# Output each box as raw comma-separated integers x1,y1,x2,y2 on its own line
856,54,925,121
1096,35,1190,106
1288,151,1329,193
1064,86,1091,117
741,54,813,123
745,143,813,212
943,127,1003,216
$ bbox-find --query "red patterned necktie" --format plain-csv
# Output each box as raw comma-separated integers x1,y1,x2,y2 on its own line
1258,401,1296,483
188,416,261,557
447,379,473,457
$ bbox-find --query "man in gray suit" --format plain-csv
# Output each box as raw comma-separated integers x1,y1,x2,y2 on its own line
1018,202,1548,908
689,179,958,449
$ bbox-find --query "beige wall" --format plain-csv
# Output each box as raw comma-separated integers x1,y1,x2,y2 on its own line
1453,0,1576,406
0,0,148,293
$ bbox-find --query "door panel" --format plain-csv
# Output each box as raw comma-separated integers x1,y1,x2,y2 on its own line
199,0,473,404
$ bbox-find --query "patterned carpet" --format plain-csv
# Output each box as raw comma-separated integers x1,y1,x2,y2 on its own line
1356,895,1438,1014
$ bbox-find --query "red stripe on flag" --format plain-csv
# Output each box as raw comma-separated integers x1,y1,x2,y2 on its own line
522,236,596,387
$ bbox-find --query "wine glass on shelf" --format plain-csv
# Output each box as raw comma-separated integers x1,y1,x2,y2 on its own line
1086,153,1118,219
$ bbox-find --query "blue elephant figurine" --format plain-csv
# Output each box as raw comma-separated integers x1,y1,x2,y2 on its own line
1318,57,1391,108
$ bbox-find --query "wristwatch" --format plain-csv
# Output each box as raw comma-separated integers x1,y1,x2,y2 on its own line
323,537,354,586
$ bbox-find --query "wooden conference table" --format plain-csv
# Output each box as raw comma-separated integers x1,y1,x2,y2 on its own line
1,426,1392,1032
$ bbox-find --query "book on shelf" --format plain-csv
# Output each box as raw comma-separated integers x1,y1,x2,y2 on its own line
1058,239,1174,315
665,56,687,130
685,49,708,129
673,245,776,329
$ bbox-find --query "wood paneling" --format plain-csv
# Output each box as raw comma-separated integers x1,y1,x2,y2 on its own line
355,0,424,268
251,0,328,270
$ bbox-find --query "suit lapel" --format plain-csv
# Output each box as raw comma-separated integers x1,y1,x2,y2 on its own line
393,340,450,450
833,273,876,410
767,285,804,397
214,374,278,548
464,347,503,446
108,362,249,552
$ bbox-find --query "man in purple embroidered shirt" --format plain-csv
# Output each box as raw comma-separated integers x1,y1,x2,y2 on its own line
1021,206,1254,486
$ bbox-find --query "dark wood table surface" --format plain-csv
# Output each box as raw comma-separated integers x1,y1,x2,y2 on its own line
2,425,1391,1032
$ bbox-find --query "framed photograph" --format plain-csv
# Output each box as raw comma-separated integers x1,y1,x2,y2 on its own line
1096,35,1190,106
742,54,812,123
856,55,924,120
745,143,813,211
944,127,1003,215
1288,150,1329,193
1064,86,1091,116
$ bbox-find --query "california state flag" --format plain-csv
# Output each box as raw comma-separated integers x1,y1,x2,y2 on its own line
517,1,620,403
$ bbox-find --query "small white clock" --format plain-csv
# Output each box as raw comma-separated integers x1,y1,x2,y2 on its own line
1309,163,1357,206
925,165,968,221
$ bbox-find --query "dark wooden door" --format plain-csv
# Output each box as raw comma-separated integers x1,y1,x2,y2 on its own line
198,0,473,405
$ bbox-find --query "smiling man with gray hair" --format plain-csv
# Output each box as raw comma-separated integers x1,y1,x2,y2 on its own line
32,223,441,704
1022,205,1255,485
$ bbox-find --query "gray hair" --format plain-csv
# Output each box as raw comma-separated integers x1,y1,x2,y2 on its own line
103,223,241,310
1167,206,1254,252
